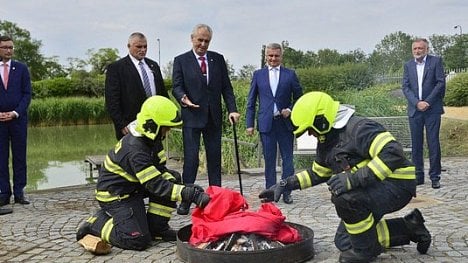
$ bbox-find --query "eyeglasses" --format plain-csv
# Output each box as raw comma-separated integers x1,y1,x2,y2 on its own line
0,46,14,50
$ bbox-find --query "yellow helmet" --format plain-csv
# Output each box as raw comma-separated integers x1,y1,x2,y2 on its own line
291,91,339,136
136,96,182,140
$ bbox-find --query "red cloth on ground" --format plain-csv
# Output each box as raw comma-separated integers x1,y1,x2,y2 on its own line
189,186,302,245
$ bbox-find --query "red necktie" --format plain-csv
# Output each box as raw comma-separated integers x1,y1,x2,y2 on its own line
2,64,8,90
199,57,207,75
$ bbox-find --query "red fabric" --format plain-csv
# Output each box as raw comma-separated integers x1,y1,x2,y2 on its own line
189,186,302,245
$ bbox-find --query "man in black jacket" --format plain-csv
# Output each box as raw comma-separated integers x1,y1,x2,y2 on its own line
105,32,168,140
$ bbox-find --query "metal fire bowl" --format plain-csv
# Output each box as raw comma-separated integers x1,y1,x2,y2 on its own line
176,222,314,263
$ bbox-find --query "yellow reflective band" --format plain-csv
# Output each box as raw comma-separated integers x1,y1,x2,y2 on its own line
158,150,167,163
148,202,174,218
95,190,130,202
376,219,390,248
388,166,416,180
161,172,176,181
312,161,332,178
101,217,114,243
114,140,122,154
172,184,184,202
369,132,395,158
296,171,312,189
344,213,375,235
367,157,391,181
86,216,97,224
351,160,370,173
104,156,138,182
136,165,160,184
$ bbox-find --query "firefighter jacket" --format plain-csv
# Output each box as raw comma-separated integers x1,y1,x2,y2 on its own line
95,134,184,203
294,116,416,196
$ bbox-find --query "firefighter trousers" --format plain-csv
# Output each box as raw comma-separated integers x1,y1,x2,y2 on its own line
332,180,413,252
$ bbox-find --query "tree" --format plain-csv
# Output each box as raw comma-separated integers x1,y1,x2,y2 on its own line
444,34,468,69
0,20,64,80
86,48,119,75
428,34,454,57
369,31,414,73
161,60,173,79
237,64,256,80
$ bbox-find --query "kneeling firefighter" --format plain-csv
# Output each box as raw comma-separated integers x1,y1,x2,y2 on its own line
77,96,210,252
259,92,431,263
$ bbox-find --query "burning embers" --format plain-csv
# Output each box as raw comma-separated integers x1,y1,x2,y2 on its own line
195,233,286,252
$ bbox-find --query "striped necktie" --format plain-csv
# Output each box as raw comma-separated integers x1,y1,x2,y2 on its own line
139,61,152,97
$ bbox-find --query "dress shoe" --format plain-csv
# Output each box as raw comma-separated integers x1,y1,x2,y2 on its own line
404,208,431,254
0,198,10,206
177,202,191,215
14,196,30,205
0,207,13,215
154,228,177,241
431,180,440,189
283,193,293,204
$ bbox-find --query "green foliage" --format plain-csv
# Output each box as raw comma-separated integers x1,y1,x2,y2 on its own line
32,75,105,98
296,63,374,92
445,73,468,106
332,84,407,116
28,97,109,126
369,31,413,74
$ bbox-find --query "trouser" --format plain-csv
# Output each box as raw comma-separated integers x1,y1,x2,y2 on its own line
332,180,413,252
85,194,176,251
182,118,222,186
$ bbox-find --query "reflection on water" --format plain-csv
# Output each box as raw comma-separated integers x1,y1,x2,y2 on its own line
26,124,115,191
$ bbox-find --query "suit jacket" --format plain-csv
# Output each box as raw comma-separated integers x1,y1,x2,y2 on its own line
105,55,168,139
0,60,31,117
172,50,237,128
402,55,445,117
245,66,302,133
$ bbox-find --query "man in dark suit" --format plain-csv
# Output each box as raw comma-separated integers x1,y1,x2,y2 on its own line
172,24,240,213
0,35,32,208
106,32,168,140
402,38,445,189
245,43,303,204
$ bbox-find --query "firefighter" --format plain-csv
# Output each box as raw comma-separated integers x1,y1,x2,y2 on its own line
260,91,431,263
76,96,210,252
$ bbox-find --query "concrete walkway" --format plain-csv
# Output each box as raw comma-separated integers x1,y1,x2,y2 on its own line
0,158,467,262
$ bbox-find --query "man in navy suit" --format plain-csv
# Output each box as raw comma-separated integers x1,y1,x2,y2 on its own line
172,24,240,214
246,43,303,204
106,32,168,140
0,35,32,208
402,38,445,189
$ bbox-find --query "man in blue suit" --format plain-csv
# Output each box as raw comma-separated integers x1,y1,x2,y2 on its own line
172,24,240,214
246,43,303,204
0,35,32,207
402,38,445,189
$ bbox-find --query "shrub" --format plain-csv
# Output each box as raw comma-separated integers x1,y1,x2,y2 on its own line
296,63,374,92
29,97,109,126
445,72,468,106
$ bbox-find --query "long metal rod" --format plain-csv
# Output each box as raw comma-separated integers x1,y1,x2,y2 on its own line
231,119,243,196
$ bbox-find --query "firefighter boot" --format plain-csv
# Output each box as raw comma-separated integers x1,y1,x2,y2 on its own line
339,227,383,263
148,214,177,241
404,209,431,254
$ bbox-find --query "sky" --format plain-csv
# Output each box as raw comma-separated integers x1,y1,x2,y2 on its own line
2,0,467,73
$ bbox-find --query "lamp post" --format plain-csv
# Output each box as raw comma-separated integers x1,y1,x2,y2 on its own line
157,38,161,65
454,25,462,35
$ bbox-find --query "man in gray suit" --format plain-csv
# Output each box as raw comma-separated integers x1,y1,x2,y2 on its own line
172,24,240,214
402,38,445,189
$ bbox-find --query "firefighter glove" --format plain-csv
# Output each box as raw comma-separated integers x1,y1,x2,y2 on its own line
259,175,300,203
165,169,182,183
181,185,210,208
327,171,356,196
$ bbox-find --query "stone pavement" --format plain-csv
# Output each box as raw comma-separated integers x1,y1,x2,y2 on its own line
0,157,467,263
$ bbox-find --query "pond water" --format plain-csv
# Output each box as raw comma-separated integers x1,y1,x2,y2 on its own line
24,124,116,191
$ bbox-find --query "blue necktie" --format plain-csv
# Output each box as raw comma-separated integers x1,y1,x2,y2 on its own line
139,61,152,97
